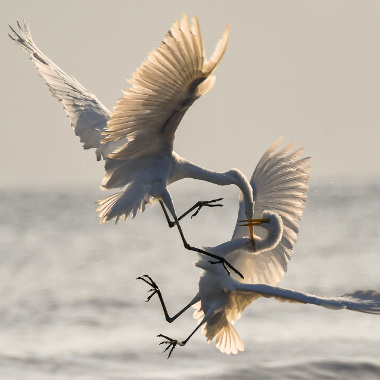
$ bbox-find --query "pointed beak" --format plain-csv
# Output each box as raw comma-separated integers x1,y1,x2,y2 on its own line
249,224,254,251
239,218,270,226
239,218,271,252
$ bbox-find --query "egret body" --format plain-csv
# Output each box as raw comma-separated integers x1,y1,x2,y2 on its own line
9,16,255,276
139,139,380,357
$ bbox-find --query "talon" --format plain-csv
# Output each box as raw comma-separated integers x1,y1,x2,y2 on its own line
207,259,231,276
137,274,161,302
191,205,202,219
157,334,179,359
146,290,158,302
190,198,224,219
222,262,231,276
207,260,243,279
211,259,230,274
226,262,244,279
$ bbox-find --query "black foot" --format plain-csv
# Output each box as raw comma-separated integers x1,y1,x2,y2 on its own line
184,245,244,279
209,259,230,275
208,258,244,279
137,274,160,302
167,198,224,228
157,334,183,359
190,198,224,219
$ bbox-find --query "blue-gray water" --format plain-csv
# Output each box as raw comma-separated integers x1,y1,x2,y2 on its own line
1,181,380,379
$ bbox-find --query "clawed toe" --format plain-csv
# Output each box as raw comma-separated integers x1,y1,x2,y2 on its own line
190,198,224,219
208,259,231,276
137,274,157,288
208,259,244,280
157,334,183,358
137,274,161,302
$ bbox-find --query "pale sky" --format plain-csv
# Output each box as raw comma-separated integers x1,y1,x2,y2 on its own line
2,0,380,189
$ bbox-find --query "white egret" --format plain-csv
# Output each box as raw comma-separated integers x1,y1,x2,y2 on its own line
9,16,255,277
138,139,380,358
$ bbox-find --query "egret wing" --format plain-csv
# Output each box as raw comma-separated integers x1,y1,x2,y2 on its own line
102,15,230,160
236,284,380,314
9,21,123,160
231,138,311,285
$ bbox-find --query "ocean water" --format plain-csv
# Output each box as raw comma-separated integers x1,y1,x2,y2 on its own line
1,180,380,380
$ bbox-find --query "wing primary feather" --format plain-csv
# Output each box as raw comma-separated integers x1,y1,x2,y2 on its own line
9,20,113,159
103,15,230,160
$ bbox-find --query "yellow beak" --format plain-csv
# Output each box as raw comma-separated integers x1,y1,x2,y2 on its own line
249,224,254,251
239,218,271,252
239,218,270,227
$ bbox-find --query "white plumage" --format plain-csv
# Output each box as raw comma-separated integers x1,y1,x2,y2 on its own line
139,139,380,357
10,16,255,274
9,16,254,226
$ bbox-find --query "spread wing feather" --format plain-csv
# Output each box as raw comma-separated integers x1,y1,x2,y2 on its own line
102,15,230,161
231,138,311,285
8,21,123,160
236,284,380,314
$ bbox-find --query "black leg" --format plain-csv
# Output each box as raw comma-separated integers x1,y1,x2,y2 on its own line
137,275,199,323
159,202,244,279
177,198,224,222
157,320,206,359
159,199,223,228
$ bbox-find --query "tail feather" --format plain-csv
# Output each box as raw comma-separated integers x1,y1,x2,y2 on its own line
201,315,244,355
193,303,244,355
210,322,244,355
96,182,149,223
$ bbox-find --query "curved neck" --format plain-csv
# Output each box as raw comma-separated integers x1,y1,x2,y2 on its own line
254,217,283,254
177,158,254,218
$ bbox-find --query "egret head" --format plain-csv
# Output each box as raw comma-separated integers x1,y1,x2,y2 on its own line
239,212,269,248
239,210,281,227
239,210,283,252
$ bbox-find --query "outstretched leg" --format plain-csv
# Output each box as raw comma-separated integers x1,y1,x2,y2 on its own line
137,274,200,323
158,318,208,359
159,196,244,279
160,198,223,228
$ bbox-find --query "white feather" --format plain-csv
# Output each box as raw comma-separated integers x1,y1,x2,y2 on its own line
10,16,254,226
188,140,379,355
8,21,126,161
231,137,311,284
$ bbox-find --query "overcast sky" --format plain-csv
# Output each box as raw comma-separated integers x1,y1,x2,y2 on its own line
2,1,380,190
